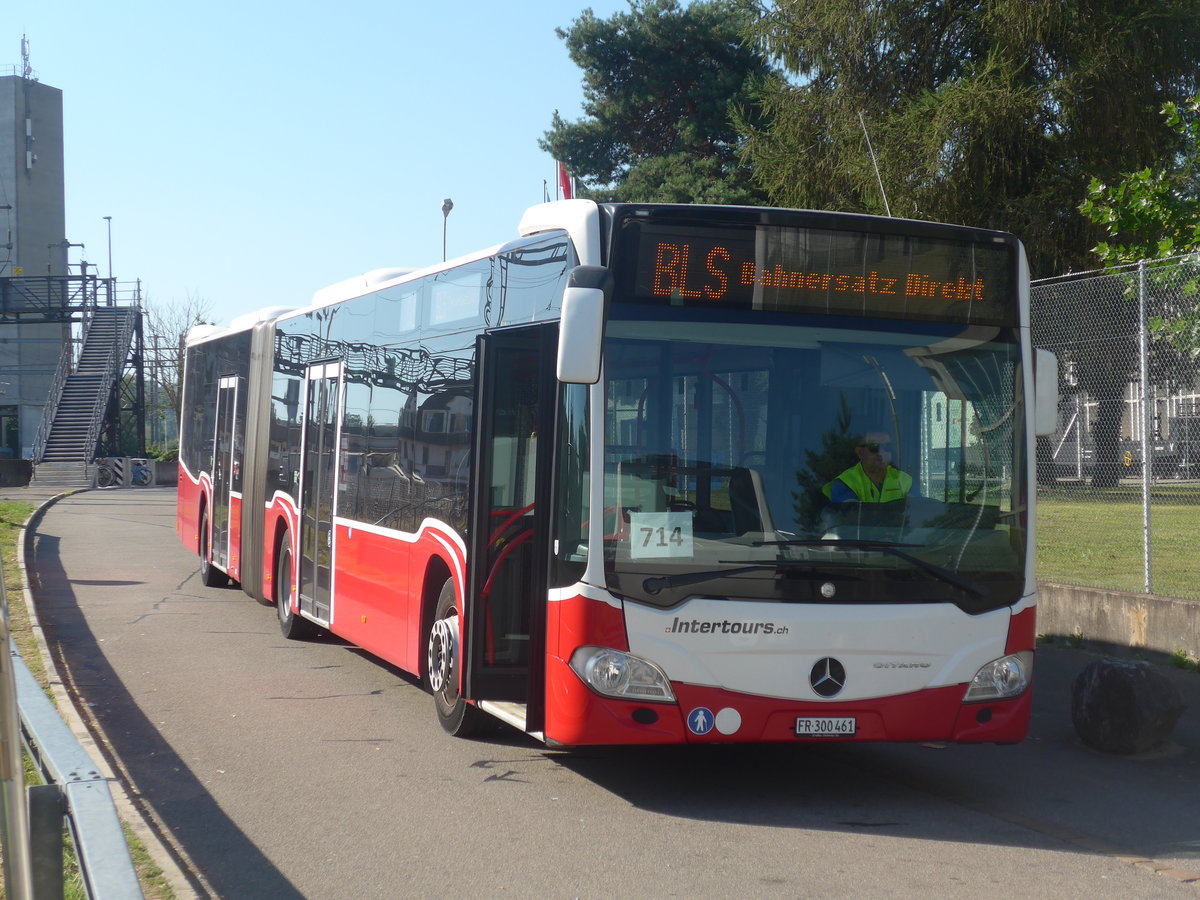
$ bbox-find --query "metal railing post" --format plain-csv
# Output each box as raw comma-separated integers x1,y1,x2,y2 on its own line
1138,259,1152,594
28,783,63,898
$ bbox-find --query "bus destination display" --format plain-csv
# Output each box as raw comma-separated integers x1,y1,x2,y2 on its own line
623,222,1016,325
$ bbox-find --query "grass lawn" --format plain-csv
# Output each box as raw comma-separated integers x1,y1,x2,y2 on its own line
1,501,41,678
1037,483,1200,599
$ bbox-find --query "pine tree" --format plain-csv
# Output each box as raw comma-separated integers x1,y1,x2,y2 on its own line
541,0,776,203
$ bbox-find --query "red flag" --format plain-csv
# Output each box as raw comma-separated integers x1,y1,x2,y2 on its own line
558,161,573,200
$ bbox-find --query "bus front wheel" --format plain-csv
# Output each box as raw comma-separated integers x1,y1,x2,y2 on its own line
427,580,486,737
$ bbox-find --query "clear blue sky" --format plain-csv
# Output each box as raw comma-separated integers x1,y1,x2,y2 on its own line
10,1,627,327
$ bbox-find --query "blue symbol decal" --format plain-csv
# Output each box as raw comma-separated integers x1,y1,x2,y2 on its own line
687,707,715,735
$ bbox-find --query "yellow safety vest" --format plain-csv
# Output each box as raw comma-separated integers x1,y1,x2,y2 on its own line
823,463,912,503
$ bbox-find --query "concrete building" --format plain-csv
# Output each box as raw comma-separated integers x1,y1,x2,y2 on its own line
0,68,72,459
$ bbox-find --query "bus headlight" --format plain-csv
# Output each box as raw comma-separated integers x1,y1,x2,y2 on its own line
964,651,1033,702
569,647,676,703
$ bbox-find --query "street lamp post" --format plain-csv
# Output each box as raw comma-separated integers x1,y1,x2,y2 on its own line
442,198,453,261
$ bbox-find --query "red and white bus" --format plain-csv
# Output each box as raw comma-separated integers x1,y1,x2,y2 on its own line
177,200,1057,745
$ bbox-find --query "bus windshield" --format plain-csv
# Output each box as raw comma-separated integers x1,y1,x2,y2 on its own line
598,315,1026,614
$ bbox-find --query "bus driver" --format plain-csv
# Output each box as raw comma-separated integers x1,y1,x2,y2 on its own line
823,431,912,503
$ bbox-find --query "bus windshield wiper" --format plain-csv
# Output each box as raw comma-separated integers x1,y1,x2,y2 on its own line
757,538,986,599
642,561,835,596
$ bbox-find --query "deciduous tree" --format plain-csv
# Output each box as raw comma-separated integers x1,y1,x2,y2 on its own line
1079,99,1200,359
142,292,214,438
1066,98,1200,485
1081,99,1200,267
738,0,1200,277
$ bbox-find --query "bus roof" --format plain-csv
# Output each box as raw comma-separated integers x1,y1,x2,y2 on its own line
309,267,416,307
185,305,301,345
519,199,601,266
303,199,601,313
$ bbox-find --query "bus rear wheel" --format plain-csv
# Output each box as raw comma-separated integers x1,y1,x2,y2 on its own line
199,507,229,588
276,540,317,640
427,580,486,737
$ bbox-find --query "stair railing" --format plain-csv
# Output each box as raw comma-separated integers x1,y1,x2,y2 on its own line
82,309,139,462
30,338,81,465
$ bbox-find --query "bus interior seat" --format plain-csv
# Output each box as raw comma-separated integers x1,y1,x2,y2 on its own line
615,462,669,522
729,466,774,535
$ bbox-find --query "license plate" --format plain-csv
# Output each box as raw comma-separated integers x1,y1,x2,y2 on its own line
794,716,856,737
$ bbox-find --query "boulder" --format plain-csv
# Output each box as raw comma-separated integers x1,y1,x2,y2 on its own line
1071,658,1187,754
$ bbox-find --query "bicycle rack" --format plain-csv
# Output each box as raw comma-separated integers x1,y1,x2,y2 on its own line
94,457,154,488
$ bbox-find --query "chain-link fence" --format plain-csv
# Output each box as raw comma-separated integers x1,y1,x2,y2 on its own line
1032,254,1200,599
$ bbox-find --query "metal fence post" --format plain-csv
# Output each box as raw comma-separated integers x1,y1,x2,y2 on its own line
1138,260,1152,594
0,572,34,900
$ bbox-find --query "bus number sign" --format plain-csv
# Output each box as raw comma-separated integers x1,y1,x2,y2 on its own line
629,512,693,559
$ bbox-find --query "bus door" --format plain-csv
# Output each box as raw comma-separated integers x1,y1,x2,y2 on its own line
298,361,343,624
465,326,556,731
210,375,238,572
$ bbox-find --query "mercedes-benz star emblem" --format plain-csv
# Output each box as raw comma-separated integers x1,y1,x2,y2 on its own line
809,657,847,697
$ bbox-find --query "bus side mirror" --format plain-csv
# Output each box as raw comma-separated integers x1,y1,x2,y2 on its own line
558,265,609,384
1034,348,1058,436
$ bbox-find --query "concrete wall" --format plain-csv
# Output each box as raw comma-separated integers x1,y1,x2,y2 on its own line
0,76,66,277
0,320,71,457
0,459,31,486
1038,581,1200,661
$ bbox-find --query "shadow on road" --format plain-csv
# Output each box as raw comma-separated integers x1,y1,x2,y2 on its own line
31,530,306,900
544,643,1200,868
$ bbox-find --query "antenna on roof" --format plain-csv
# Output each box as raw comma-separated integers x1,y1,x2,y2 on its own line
858,110,892,218
21,36,31,79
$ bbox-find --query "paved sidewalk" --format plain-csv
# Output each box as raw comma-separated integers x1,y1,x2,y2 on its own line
6,484,205,899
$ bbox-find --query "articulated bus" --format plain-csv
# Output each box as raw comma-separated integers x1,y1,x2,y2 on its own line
177,200,1058,746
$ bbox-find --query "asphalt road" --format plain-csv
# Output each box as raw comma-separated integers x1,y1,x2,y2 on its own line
21,487,1200,899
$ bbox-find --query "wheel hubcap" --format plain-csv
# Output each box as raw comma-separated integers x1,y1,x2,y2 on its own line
427,615,457,694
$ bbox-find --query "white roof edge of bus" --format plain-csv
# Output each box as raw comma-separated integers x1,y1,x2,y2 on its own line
280,201,600,325
227,305,302,331
293,246,509,318
309,267,416,307
185,305,300,346
184,323,224,345
518,199,601,267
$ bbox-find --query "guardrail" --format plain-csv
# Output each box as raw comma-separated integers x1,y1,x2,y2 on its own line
10,643,144,898
2,599,143,899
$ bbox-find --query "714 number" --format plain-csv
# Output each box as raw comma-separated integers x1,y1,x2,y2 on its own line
640,526,684,549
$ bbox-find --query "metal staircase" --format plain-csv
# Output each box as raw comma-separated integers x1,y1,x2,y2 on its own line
32,306,141,488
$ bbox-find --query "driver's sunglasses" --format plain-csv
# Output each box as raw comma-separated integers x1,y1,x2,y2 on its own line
858,442,886,453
